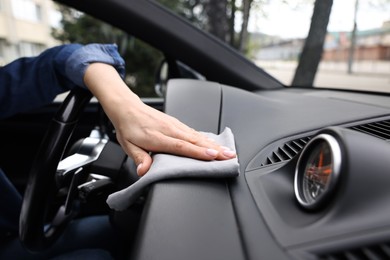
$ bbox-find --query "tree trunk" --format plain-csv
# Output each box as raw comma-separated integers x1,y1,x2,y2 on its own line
238,0,253,52
292,0,333,86
229,0,237,47
348,0,359,74
205,0,229,42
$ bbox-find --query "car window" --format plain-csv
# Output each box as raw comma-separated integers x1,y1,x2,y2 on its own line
0,1,163,98
53,4,165,98
156,0,390,93
2,0,389,95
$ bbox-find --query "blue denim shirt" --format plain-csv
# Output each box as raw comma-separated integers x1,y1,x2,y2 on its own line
0,43,125,119
0,43,125,236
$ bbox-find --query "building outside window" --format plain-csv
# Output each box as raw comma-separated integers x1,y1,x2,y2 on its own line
12,0,42,22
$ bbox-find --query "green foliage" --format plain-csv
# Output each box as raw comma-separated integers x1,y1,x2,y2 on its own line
52,5,163,97
157,0,208,29
156,0,261,58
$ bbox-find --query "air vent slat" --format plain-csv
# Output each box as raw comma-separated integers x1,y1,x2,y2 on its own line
375,122,390,131
283,143,298,156
359,124,390,139
362,246,388,259
286,142,300,154
291,140,304,149
298,137,311,145
350,119,390,141
322,256,341,260
270,152,282,163
380,244,390,257
377,120,390,127
266,157,273,165
372,123,390,134
345,250,364,260
276,148,291,161
260,137,309,167
321,250,364,260
351,127,386,140
318,242,390,260
279,146,295,159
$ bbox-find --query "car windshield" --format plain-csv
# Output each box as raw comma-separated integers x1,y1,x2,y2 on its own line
157,0,390,93
1,0,389,96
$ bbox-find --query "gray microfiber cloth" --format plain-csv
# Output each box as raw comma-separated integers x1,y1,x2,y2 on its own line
106,127,239,211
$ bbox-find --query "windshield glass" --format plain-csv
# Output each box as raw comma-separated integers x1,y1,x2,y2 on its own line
157,0,390,93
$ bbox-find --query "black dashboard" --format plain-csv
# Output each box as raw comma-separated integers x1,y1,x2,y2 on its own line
130,79,390,260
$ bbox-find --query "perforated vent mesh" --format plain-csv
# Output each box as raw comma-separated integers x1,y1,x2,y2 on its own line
318,243,390,260
350,120,390,141
261,137,311,166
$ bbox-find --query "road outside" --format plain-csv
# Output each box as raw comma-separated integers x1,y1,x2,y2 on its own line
255,60,390,93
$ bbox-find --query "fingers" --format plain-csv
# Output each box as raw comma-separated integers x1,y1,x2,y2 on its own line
147,133,236,161
156,125,236,160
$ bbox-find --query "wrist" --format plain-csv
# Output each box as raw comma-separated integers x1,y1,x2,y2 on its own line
84,62,142,120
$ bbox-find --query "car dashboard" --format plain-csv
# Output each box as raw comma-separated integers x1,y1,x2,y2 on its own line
129,79,390,260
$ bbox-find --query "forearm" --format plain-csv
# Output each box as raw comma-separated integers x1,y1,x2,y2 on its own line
83,63,141,125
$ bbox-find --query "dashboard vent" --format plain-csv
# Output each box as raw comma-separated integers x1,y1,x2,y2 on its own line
261,136,311,166
350,120,390,141
318,243,390,260
261,119,390,168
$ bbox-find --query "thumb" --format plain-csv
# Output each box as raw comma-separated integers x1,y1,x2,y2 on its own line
125,143,153,176
136,155,152,176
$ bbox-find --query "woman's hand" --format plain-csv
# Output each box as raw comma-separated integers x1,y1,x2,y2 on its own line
84,63,236,176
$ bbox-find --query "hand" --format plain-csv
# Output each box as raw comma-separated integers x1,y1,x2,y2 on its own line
113,99,236,176
84,63,236,176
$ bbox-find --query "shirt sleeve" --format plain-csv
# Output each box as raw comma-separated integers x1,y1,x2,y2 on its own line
64,43,126,88
0,43,126,119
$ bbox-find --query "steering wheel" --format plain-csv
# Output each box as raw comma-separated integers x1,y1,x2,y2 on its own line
19,88,92,251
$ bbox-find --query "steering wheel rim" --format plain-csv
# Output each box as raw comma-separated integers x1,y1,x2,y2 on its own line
19,88,92,251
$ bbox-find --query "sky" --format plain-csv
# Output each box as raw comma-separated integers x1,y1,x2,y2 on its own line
249,0,390,39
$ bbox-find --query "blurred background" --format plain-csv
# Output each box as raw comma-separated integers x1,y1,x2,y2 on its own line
0,0,389,96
